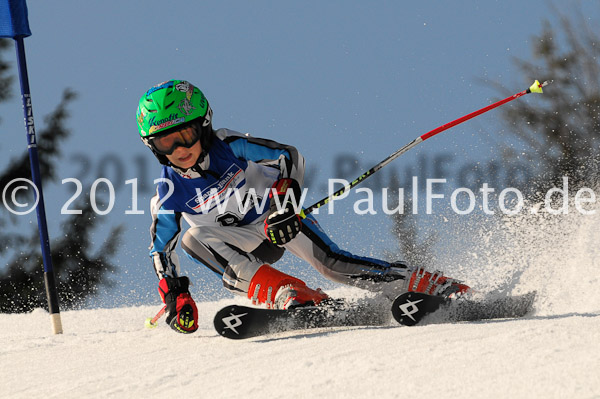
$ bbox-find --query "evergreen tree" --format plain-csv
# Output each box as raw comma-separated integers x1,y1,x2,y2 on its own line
0,38,122,312
388,7,600,265
498,8,600,194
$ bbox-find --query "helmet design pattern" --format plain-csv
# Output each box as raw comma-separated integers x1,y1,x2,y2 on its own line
137,80,213,165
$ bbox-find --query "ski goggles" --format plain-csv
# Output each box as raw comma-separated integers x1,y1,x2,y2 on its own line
149,125,200,155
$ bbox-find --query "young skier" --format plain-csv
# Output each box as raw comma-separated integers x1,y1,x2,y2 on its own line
137,80,469,333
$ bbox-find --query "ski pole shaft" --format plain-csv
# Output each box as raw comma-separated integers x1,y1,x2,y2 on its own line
151,305,167,323
300,80,549,218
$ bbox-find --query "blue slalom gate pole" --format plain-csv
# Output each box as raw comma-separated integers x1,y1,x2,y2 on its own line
2,0,62,333
15,36,63,333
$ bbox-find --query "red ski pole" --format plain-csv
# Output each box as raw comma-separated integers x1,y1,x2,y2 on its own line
300,80,550,218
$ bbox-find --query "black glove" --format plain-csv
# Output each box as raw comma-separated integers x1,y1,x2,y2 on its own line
158,276,198,334
264,178,302,246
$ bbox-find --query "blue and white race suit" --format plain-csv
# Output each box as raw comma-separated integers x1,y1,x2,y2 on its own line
149,128,406,295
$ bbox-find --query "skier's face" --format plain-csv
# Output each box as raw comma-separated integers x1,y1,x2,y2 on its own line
166,140,203,169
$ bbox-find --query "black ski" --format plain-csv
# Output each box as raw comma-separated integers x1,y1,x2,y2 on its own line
213,299,388,340
214,292,536,339
392,291,537,326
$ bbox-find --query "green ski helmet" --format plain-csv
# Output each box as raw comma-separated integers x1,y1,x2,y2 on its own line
137,80,213,165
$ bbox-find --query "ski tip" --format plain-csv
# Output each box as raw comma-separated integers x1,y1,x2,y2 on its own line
214,305,253,339
391,292,445,326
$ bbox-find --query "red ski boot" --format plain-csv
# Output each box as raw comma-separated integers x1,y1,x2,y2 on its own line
248,264,329,309
406,267,470,298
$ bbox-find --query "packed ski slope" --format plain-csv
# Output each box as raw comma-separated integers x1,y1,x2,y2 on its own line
3,297,599,399
3,201,600,398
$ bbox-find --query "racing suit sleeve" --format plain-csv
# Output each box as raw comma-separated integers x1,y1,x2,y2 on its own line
217,128,306,186
149,192,184,279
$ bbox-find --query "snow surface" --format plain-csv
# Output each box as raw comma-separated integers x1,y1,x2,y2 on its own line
3,199,600,398
2,296,599,399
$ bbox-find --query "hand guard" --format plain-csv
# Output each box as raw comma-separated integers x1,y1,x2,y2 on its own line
158,276,199,334
264,178,302,246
